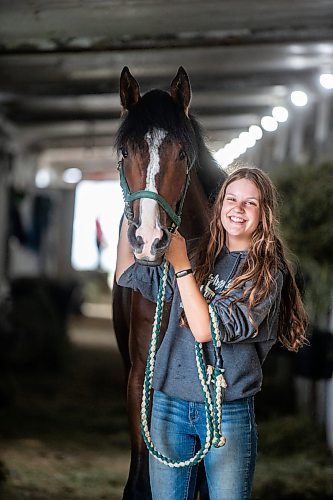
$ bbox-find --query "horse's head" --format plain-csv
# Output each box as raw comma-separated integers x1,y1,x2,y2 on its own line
117,66,198,265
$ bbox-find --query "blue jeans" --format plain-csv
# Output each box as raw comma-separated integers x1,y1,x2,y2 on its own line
149,391,257,500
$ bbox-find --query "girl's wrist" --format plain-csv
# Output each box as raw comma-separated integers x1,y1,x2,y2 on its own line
175,268,193,279
173,260,191,274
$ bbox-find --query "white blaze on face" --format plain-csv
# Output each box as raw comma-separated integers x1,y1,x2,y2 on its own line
135,128,167,259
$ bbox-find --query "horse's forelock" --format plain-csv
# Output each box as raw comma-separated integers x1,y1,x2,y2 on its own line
115,87,225,199
115,89,198,162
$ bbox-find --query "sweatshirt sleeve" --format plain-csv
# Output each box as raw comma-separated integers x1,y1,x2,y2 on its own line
211,270,284,343
118,262,174,303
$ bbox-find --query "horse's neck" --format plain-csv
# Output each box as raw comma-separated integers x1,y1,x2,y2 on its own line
180,171,210,239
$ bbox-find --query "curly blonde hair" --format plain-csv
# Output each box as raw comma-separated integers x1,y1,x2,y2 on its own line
191,166,307,352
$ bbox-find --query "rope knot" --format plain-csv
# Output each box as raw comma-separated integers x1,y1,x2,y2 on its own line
213,435,227,448
206,365,213,385
215,369,228,389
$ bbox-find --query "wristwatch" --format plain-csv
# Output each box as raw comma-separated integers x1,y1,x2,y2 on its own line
175,268,193,278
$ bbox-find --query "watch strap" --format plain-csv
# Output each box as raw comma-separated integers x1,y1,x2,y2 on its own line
175,268,193,279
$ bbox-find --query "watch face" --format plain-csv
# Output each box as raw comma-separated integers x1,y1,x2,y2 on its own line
176,269,192,278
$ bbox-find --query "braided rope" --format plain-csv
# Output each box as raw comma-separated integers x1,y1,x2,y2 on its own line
209,304,228,448
140,261,227,467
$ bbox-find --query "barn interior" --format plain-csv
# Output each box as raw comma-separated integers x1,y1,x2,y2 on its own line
0,1,333,499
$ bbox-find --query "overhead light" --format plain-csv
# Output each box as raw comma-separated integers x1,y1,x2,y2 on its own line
290,90,308,107
230,137,247,156
238,132,256,149
248,125,263,140
223,151,235,165
214,148,225,164
35,168,51,188
63,168,82,184
261,116,278,132
320,73,333,89
272,106,289,122
214,126,263,169
214,148,234,169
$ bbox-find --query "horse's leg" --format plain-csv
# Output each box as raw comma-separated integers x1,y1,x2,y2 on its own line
113,284,207,499
123,293,155,499
113,285,149,498
112,282,131,379
113,284,147,497
123,291,170,499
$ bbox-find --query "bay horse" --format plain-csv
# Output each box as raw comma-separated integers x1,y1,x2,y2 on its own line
113,66,226,499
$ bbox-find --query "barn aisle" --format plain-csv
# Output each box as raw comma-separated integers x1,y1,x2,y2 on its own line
0,306,332,499
0,308,129,500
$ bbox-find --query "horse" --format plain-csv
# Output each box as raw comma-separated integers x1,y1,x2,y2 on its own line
113,66,226,499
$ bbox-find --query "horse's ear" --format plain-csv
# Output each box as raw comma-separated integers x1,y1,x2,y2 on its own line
120,66,141,111
170,67,191,115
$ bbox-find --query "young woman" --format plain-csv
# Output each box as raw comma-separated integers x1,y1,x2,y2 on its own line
116,166,307,500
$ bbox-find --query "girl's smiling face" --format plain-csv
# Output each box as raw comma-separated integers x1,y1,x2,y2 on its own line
221,178,261,251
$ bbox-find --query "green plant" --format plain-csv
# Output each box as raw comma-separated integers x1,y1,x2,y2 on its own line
273,162,333,327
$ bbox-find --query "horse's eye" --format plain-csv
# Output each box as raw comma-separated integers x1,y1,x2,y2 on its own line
121,147,128,158
179,150,187,161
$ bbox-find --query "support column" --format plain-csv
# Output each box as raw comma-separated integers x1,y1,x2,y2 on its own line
272,121,289,164
327,299,333,451
56,188,76,278
0,150,11,291
314,92,332,164
288,111,306,163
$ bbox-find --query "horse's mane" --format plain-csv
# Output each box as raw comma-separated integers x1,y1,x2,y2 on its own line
189,115,226,203
116,89,225,202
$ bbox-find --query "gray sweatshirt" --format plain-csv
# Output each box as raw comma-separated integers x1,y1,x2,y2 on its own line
119,246,284,402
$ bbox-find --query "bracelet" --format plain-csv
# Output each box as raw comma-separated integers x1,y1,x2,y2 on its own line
175,268,193,279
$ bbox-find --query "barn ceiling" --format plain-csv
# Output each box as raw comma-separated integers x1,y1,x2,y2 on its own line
0,0,333,178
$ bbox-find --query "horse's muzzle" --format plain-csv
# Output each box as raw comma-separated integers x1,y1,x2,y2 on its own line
128,222,171,266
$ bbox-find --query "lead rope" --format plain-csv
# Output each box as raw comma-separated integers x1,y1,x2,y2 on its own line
140,259,227,467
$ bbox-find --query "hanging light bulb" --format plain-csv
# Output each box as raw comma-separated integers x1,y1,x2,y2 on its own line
320,73,333,89
248,125,263,140
261,116,278,132
63,168,82,184
290,90,308,107
272,106,289,122
35,168,51,188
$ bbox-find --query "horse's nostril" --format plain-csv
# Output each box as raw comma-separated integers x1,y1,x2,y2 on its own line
160,228,171,248
151,237,161,256
128,223,143,253
152,228,171,254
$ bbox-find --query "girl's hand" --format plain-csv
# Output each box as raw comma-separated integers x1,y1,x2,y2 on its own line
165,231,191,272
115,217,135,282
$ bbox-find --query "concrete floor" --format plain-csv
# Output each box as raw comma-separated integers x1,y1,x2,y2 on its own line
0,310,130,499
0,308,332,499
